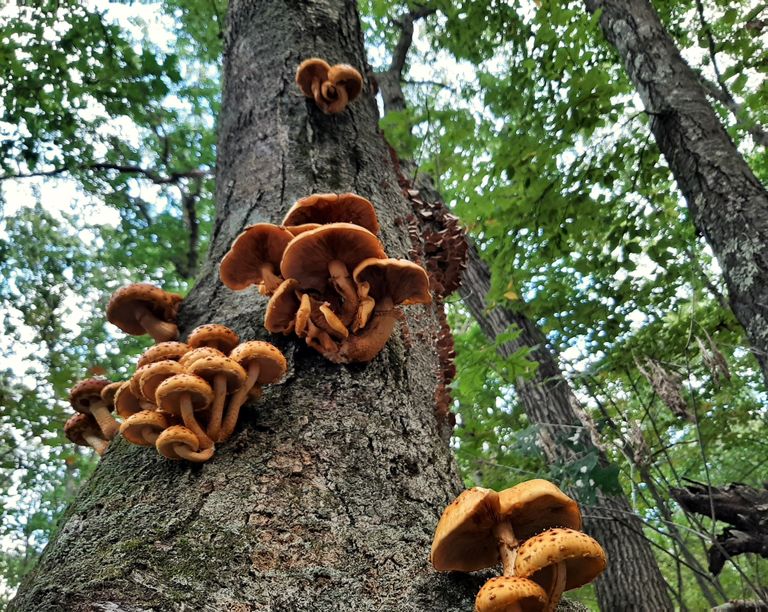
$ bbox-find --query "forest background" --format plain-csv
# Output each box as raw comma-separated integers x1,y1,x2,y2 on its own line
0,0,766,609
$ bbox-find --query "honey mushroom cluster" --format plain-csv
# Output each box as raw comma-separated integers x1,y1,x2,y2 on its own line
295,59,363,114
220,192,432,363
430,480,607,612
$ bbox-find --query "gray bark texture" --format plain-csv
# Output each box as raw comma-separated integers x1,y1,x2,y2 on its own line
8,1,589,611
585,0,768,387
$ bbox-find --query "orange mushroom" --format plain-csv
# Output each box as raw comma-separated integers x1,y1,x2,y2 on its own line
281,193,379,234
106,283,182,343
64,413,109,456
219,223,293,295
69,378,119,440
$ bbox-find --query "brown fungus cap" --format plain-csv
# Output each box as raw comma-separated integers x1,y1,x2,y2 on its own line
114,381,143,419
137,342,190,369
120,410,170,447
265,279,302,335
475,577,548,612
100,381,123,408
430,487,502,572
156,425,214,462
498,480,581,541
353,258,432,306
155,374,214,416
328,64,363,102
514,528,607,593
188,355,247,392
280,223,386,293
69,378,111,414
187,324,239,353
282,193,379,234
106,283,181,336
64,413,102,446
139,360,186,405
219,223,293,291
179,346,226,368
283,223,321,236
230,341,287,384
295,58,331,98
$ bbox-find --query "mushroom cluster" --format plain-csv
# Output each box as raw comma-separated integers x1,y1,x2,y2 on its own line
220,192,432,363
431,480,606,611
295,59,363,114
64,324,286,463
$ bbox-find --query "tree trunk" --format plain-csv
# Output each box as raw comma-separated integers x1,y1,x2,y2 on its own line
8,1,525,610
585,0,768,387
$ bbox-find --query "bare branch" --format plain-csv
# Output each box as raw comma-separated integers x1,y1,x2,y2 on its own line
1,163,211,185
698,75,768,147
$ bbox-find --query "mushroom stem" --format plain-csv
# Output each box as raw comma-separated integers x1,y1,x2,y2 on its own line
328,259,358,326
306,319,338,355
206,374,228,441
544,561,567,612
172,444,215,463
83,433,108,456
90,403,119,440
218,362,260,443
493,521,519,577
335,297,397,363
259,263,283,295
135,303,179,342
295,293,311,336
326,84,350,114
180,394,213,449
141,426,164,445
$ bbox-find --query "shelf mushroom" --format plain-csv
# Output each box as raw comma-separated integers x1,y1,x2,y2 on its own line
281,193,380,234
295,59,363,114
120,410,171,447
156,425,214,463
155,373,215,450
69,378,119,440
187,324,240,354
514,528,606,611
64,413,109,456
219,223,293,295
475,576,548,612
106,283,182,343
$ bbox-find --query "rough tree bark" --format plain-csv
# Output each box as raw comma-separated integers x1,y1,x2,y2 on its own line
7,1,586,610
375,10,675,611
585,0,768,387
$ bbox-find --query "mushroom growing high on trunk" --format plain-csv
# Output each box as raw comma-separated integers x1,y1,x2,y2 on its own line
219,223,293,295
69,378,119,440
106,283,182,343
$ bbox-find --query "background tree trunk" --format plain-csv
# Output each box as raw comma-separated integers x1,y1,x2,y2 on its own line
585,0,768,387
7,1,539,609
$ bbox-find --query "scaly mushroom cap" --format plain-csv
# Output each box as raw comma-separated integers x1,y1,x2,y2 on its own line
187,324,240,354
114,381,144,419
219,223,293,291
282,193,380,234
100,381,123,409
430,487,502,572
265,279,302,334
352,258,432,306
499,480,582,541
64,413,102,446
137,341,190,368
139,360,186,404
69,378,112,414
283,223,321,236
106,283,181,336
295,58,331,98
120,410,170,447
130,365,152,400
179,346,226,368
514,528,607,592
155,374,214,416
475,577,548,612
229,341,287,384
155,425,213,462
280,223,386,293
327,64,363,101
188,355,247,392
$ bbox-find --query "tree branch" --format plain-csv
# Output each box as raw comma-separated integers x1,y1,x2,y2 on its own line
698,75,768,147
1,163,210,185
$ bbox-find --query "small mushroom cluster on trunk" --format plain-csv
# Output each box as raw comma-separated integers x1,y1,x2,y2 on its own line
64,320,286,463
220,193,433,363
431,480,606,611
295,59,363,114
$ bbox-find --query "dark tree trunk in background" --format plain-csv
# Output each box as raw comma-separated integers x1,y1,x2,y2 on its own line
585,0,768,387
6,1,546,610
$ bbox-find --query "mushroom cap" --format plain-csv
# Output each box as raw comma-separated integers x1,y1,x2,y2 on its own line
219,223,294,291
498,479,582,541
283,223,322,236
327,64,363,101
120,410,169,447
265,279,302,334
179,346,226,368
69,378,112,414
280,223,386,293
139,360,186,404
64,413,102,446
155,374,214,416
106,283,182,336
187,324,240,353
352,258,432,306
281,193,380,234
430,487,501,572
137,341,190,368
188,355,247,392
229,341,287,384
114,381,144,419
475,577,548,612
296,58,331,97
156,425,200,459
100,381,123,408
514,528,607,592
130,365,152,400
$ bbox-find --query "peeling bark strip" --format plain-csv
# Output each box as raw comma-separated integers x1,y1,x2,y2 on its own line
10,1,497,610
585,0,768,386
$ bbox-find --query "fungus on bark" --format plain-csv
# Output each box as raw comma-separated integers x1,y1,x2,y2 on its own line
100,381,123,411
155,373,215,450
139,360,186,405
219,223,293,295
188,355,247,441
64,413,109,456
295,59,363,114
187,323,240,354
514,528,606,611
136,341,190,368
69,378,119,440
106,283,182,343
179,346,226,368
156,425,215,463
474,576,548,612
265,279,303,334
114,381,144,419
120,410,171,447
282,193,380,234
